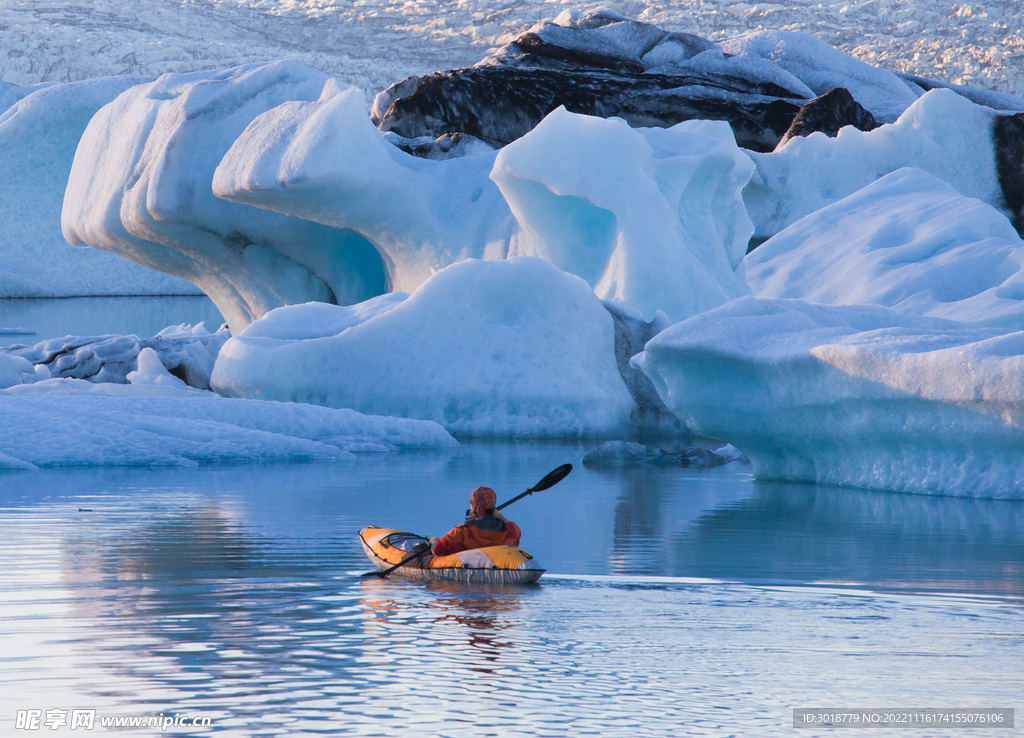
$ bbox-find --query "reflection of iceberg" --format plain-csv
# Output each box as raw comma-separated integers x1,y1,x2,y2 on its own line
634,297,1024,498
673,480,1024,595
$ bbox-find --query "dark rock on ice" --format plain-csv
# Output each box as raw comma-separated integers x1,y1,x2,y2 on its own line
378,67,803,152
777,87,878,148
993,113,1024,236
374,9,807,153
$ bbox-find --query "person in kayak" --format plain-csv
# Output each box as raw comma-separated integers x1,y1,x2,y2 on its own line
431,486,522,556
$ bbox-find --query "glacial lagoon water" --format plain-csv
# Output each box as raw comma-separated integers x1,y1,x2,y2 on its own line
0,296,225,341
1,444,1022,736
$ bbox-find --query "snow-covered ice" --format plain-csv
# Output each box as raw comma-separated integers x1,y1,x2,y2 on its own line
212,257,635,438
744,89,1020,240
634,297,1024,498
0,379,457,469
0,78,201,298
745,168,1024,330
719,30,921,124
61,62,387,333
491,110,753,323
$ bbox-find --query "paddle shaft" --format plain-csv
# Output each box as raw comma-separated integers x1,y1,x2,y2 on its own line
363,464,573,579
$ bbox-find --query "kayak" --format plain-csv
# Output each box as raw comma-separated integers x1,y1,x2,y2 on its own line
358,526,545,584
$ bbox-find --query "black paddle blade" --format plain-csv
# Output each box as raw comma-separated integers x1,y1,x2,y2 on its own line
529,463,573,492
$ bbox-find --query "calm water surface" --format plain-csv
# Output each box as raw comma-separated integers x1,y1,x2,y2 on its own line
1,444,1022,736
0,296,224,341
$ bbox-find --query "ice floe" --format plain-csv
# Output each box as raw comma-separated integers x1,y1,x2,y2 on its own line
212,257,634,438
634,297,1024,498
0,379,457,469
3,323,230,389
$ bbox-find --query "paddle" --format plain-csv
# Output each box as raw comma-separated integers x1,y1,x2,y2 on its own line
361,463,573,579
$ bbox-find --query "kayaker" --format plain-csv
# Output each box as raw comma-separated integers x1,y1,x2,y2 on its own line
431,486,522,556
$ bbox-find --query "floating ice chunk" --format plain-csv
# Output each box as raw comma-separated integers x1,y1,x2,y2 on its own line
0,77,202,298
0,353,33,389
746,168,1024,329
491,108,754,323
0,384,457,468
213,79,516,297
3,324,231,388
212,257,634,438
719,30,921,123
62,62,386,333
581,440,730,468
745,89,1016,240
633,296,1024,498
127,347,191,390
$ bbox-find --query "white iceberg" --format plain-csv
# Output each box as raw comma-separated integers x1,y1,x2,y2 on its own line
633,297,1024,499
719,30,921,123
744,89,1013,241
0,379,457,469
217,88,754,324
212,257,635,438
212,78,516,296
491,109,754,323
61,61,387,333
745,168,1024,329
0,77,202,298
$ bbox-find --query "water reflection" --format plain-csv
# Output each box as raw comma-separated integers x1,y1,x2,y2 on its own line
605,471,1024,594
1,453,1023,736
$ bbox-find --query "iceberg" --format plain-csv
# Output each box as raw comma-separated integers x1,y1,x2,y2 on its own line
719,30,921,124
745,168,1024,329
0,78,201,298
212,79,516,300
217,92,752,324
212,257,635,438
633,297,1024,499
0,379,457,469
744,89,1024,240
61,62,387,334
491,109,754,323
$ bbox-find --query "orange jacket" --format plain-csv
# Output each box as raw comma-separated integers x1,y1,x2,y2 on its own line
432,515,522,557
